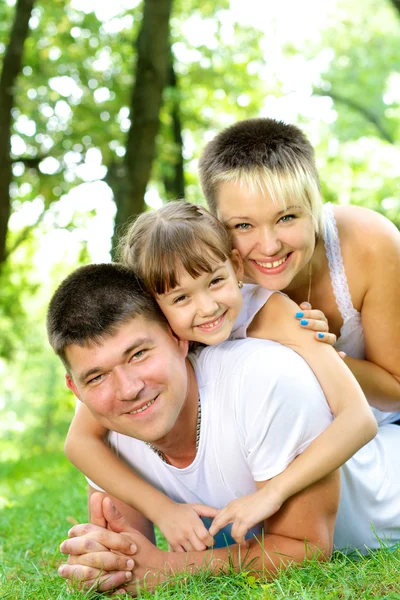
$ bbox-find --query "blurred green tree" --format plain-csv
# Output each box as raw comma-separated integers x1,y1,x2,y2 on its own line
0,0,35,267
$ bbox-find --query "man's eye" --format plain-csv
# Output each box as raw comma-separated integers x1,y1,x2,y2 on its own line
132,349,146,360
88,374,104,385
234,223,251,230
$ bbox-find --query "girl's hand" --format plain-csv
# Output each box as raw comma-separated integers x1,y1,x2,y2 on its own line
156,502,218,552
296,302,337,346
208,486,283,545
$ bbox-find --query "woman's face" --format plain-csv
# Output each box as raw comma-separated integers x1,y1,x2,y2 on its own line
216,180,316,292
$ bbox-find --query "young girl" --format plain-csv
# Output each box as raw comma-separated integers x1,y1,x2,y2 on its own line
65,201,377,550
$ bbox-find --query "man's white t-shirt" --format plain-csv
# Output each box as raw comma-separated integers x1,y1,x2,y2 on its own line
91,339,333,542
88,336,400,554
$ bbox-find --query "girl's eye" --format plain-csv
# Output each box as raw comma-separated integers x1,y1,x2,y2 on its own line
210,277,224,286
234,223,251,230
279,214,296,223
173,295,188,304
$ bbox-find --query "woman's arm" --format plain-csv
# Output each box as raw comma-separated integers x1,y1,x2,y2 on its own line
339,205,400,410
65,403,217,551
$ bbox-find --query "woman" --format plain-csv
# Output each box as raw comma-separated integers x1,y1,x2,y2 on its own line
199,117,400,424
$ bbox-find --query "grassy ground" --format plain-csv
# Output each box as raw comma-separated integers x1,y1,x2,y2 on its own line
1,449,400,599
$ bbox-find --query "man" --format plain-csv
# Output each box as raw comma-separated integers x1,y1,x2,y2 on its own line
47,263,399,594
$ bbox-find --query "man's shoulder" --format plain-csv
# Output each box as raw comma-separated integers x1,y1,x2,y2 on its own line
191,338,310,385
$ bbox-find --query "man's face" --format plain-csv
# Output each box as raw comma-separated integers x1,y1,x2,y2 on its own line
65,317,190,444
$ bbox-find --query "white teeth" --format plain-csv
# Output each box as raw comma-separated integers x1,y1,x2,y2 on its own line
197,315,224,330
129,398,155,415
255,256,287,269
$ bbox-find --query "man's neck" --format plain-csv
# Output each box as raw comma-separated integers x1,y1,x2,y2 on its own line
153,359,200,469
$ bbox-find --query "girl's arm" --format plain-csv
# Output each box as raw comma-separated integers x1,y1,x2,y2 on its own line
65,403,217,551
210,292,377,543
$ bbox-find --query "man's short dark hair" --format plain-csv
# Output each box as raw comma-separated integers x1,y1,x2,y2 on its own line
47,263,168,370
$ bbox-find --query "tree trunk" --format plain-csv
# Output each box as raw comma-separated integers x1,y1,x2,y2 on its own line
111,0,174,253
163,58,185,200
0,0,35,267
389,0,400,17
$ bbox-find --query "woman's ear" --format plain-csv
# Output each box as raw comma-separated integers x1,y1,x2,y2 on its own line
231,249,244,281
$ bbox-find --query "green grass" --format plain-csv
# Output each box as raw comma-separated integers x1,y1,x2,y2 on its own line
1,448,399,599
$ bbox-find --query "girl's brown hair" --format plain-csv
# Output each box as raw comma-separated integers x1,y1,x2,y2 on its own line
119,201,233,295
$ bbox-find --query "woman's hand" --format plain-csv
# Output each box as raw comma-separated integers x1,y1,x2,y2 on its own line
296,302,337,346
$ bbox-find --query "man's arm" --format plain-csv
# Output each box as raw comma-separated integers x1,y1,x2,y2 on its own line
60,471,339,592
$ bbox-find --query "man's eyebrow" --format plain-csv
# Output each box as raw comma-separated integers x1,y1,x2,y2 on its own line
223,205,303,223
78,337,153,383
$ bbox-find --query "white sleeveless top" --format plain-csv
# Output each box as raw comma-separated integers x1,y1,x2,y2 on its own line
323,203,400,425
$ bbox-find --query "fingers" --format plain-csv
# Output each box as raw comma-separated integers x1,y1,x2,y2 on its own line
208,511,230,537
192,503,219,519
61,535,109,555
102,497,137,535
169,543,186,553
67,551,134,572
299,301,312,310
314,331,337,346
90,492,107,528
230,521,247,545
58,563,132,592
62,527,136,556
296,309,328,324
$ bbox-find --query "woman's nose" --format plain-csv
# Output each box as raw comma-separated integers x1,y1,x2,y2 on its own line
256,227,282,256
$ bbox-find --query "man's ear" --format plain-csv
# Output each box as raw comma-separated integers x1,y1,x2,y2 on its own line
65,373,81,400
168,326,190,357
231,249,244,281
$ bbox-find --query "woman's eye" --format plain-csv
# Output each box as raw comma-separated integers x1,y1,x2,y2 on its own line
279,214,295,223
234,223,251,230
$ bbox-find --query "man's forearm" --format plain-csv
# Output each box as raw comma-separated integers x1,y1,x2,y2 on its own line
124,532,331,593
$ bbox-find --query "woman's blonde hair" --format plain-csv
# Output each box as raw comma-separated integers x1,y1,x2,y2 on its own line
199,118,325,235
119,201,233,295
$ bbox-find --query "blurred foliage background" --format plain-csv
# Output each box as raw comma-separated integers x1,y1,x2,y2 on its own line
0,0,399,478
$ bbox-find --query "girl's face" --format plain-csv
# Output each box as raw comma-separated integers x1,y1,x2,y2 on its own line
155,252,243,346
216,181,316,292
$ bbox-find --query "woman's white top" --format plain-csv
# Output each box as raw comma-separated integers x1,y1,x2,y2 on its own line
323,203,400,425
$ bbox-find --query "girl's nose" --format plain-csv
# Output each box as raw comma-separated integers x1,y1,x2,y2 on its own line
196,294,219,317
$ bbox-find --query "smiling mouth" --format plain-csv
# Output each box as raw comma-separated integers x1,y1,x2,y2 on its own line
253,254,290,269
129,398,156,415
195,313,226,331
